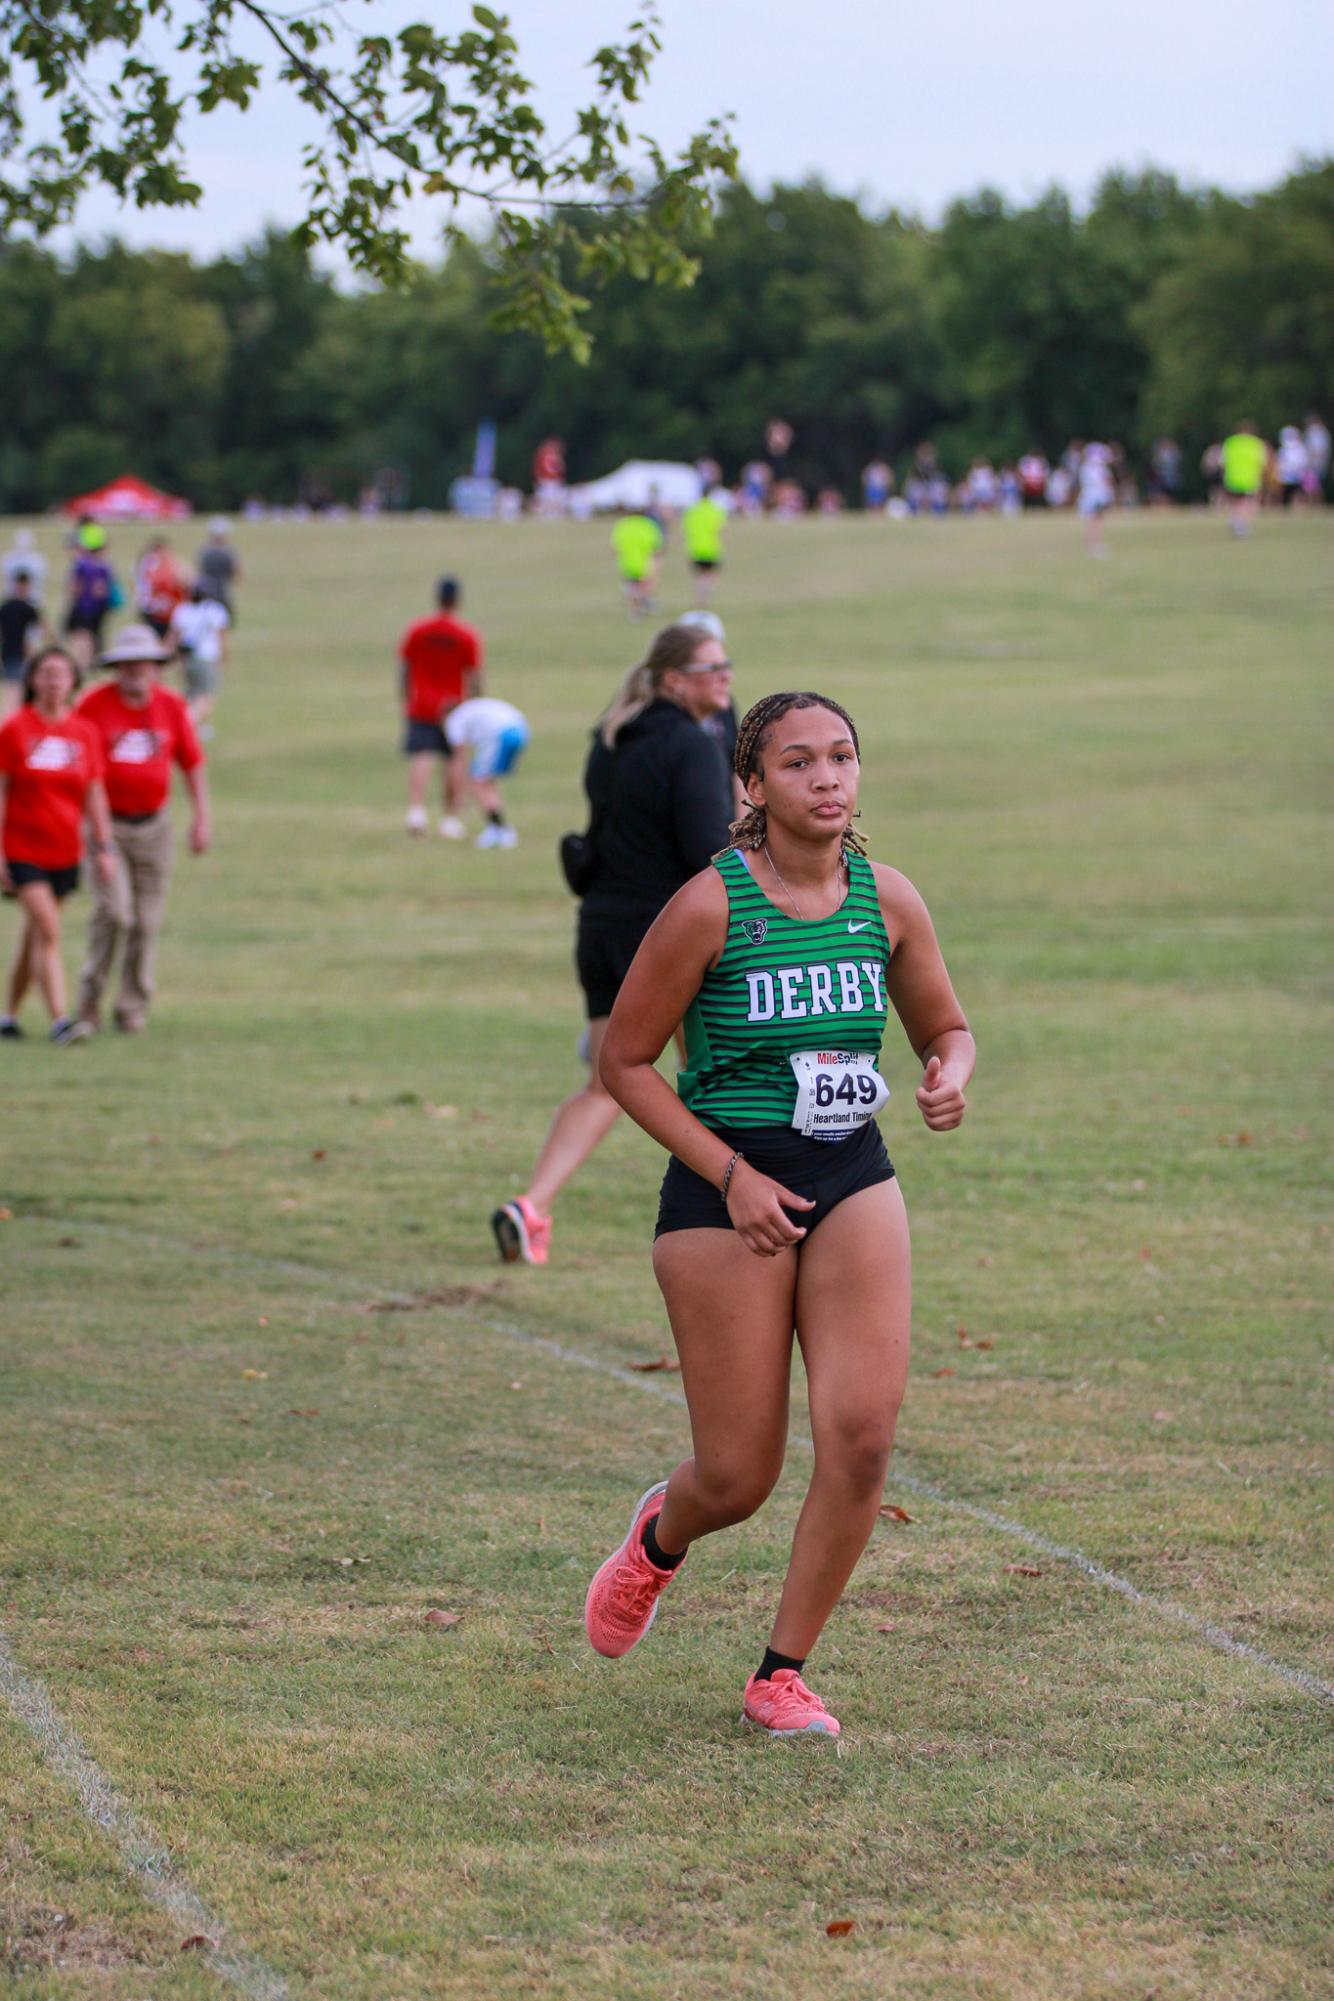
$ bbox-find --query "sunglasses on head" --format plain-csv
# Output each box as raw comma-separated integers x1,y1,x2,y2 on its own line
680,657,734,674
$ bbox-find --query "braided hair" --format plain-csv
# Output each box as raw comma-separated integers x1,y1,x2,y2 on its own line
727,691,867,857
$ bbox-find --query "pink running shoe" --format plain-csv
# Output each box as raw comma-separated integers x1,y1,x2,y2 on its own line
584,1480,679,1658
491,1196,551,1266
742,1669,841,1739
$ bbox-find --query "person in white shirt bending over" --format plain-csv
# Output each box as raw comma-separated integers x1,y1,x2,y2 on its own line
169,585,231,731
444,696,530,849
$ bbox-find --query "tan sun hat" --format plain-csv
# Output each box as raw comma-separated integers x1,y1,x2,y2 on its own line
99,623,172,667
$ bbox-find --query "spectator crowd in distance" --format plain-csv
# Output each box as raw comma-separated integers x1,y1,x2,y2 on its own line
1,515,240,728
845,416,1329,519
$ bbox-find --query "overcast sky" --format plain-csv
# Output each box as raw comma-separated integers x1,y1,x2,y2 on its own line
45,0,1334,271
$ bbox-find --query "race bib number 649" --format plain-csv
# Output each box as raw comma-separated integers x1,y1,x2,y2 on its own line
789,1049,890,1140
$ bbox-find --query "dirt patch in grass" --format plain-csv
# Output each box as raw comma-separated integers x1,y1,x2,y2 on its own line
363,1283,506,1313
0,1904,147,1973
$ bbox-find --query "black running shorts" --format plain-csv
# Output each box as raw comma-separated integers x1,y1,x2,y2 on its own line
655,1118,894,1241
403,717,449,756
4,859,80,900
576,908,653,1020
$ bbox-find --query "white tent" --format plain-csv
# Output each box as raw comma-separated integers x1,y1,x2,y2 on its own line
568,459,703,514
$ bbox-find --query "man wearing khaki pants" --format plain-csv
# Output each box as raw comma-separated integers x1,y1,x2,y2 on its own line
75,624,210,1033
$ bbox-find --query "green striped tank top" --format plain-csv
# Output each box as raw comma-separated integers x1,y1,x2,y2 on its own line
678,847,892,1131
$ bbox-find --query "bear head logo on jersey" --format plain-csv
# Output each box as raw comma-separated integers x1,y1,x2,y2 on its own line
743,918,768,945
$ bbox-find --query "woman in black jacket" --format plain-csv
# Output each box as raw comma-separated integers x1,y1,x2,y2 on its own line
492,622,733,1266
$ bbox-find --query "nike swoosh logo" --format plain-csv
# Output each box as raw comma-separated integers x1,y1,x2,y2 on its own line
848,921,871,933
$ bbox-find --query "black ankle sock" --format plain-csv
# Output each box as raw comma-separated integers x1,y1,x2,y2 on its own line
488,810,505,827
641,1513,686,1571
754,1646,805,1684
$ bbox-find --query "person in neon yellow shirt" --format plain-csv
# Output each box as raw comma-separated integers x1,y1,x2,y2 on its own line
681,490,728,606
1220,421,1270,537
611,511,665,619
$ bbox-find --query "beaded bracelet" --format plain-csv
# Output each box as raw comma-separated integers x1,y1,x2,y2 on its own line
719,1150,744,1202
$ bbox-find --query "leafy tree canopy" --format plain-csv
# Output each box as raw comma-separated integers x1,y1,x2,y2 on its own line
0,164,1329,513
0,0,737,357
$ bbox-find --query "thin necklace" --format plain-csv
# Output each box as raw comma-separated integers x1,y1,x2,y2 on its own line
763,841,843,921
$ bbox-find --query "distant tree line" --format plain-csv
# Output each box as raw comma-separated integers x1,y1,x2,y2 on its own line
1,161,1329,512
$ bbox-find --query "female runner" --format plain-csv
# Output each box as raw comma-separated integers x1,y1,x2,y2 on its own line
587,691,974,1737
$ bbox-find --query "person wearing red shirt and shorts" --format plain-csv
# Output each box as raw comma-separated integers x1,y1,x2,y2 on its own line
399,576,483,838
75,623,211,1035
134,536,189,639
0,644,115,1043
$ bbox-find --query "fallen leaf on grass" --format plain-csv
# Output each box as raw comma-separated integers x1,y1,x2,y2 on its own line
285,1407,320,1418
0,1208,12,1221
311,1149,326,1161
424,1102,457,1120
241,1368,268,1380
423,1608,460,1629
1217,1131,1253,1147
879,1504,914,1523
1004,1564,1044,1577
257,1315,269,1326
931,1367,956,1378
629,1355,681,1373
956,1326,972,1346
508,1380,524,1391
875,1622,895,1633
180,1934,214,1952
334,1555,370,1567
825,1919,856,1937
1152,1410,1173,1422
57,1234,80,1248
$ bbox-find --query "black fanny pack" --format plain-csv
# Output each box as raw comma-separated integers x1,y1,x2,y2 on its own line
558,830,598,895
559,742,611,895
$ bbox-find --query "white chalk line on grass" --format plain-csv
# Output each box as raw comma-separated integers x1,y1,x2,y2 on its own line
0,1219,1327,2001
0,1639,288,2000
479,1317,1334,1707
4,1202,1328,1981
28,1215,1334,1707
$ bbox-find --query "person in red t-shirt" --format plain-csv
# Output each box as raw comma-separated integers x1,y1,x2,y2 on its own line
75,622,211,1035
399,576,483,838
133,536,189,639
0,644,114,1043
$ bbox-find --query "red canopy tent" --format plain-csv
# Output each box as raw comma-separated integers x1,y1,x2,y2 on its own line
61,474,192,522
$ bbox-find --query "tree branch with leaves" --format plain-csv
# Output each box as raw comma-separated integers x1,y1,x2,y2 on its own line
0,0,737,357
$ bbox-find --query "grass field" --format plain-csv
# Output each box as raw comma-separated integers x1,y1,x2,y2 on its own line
1,507,1331,2000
